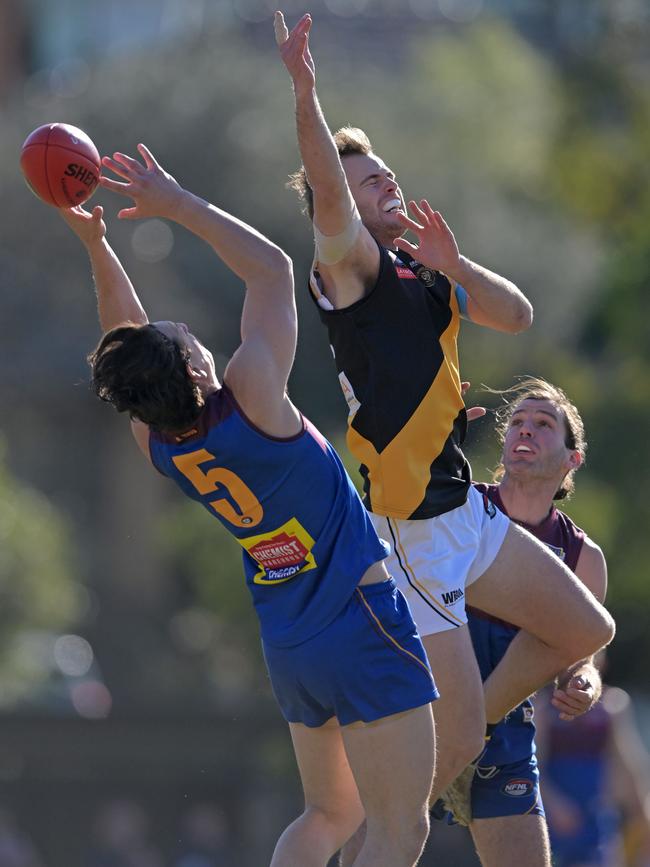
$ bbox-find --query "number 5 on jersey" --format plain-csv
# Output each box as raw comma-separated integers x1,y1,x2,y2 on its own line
173,448,264,528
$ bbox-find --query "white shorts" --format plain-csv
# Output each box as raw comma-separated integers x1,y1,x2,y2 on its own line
370,485,510,637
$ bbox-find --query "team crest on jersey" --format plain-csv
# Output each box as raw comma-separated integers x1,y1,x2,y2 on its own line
522,706,535,724
502,779,534,798
416,268,436,287
240,517,317,585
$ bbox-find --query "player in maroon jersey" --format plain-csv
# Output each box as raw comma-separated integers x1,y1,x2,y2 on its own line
462,376,608,866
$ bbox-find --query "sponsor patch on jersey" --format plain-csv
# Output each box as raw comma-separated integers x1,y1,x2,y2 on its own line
441,588,464,606
395,265,417,279
239,518,317,585
338,371,361,419
501,779,534,798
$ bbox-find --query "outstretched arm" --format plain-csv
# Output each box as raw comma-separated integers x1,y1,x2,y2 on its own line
59,205,147,331
100,145,298,431
395,201,533,334
275,11,379,306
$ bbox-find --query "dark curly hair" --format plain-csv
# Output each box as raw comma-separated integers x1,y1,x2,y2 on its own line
288,126,373,220
491,376,586,500
88,323,205,433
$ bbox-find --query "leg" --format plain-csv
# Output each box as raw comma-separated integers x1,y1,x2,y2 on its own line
340,626,485,866
270,718,364,867
342,705,435,867
424,627,486,800
470,814,552,867
466,522,615,722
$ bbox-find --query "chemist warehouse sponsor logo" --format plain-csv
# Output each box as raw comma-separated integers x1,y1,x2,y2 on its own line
501,779,534,798
240,517,317,585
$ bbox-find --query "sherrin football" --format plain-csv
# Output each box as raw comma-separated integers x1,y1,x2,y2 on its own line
20,123,101,207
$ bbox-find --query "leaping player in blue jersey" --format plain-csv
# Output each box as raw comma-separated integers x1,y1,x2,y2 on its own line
274,15,615,856
58,145,437,867
454,377,608,866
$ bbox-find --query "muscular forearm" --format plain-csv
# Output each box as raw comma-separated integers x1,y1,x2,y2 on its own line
169,190,292,295
294,87,356,232
451,256,533,333
87,238,147,331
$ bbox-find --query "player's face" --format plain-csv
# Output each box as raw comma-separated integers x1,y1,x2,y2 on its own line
342,153,406,244
503,398,580,482
153,321,218,393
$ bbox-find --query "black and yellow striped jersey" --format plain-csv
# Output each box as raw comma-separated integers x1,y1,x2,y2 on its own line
310,243,471,520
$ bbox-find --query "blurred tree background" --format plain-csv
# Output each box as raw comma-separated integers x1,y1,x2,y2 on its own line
0,0,648,863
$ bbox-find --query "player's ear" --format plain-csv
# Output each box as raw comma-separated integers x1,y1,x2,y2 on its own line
568,449,582,470
187,363,208,385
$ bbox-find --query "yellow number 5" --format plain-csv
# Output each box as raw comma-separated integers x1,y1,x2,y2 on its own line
173,448,263,529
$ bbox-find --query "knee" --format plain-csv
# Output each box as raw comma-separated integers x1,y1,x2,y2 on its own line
444,719,486,771
373,809,429,862
569,606,616,661
302,803,364,848
400,810,430,861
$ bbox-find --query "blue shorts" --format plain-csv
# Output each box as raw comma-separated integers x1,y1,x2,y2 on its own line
471,754,545,820
262,578,439,727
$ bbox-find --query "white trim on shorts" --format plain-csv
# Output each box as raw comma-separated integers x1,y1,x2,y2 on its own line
370,485,510,637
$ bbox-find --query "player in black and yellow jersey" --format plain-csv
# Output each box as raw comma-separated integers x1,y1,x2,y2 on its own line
275,10,615,844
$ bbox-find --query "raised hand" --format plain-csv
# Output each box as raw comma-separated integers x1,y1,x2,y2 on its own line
99,144,182,220
394,200,461,277
461,381,486,422
59,204,107,248
275,11,315,95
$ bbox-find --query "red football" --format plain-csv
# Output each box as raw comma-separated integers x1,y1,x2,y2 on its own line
20,123,101,207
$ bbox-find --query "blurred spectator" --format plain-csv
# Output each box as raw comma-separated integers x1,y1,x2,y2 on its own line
536,656,650,867
85,800,163,867
0,807,44,867
172,802,233,867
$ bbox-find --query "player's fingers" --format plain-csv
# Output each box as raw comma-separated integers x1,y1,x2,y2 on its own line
274,11,289,46
99,175,130,193
434,210,452,233
112,151,145,174
394,237,418,257
466,407,486,422
118,207,139,220
408,199,427,223
91,205,104,221
395,210,422,232
101,156,133,181
137,143,160,170
420,199,437,222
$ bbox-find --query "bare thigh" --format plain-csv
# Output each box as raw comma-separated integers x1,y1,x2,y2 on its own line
466,522,610,653
289,718,364,834
423,627,486,795
342,704,435,831
470,813,551,867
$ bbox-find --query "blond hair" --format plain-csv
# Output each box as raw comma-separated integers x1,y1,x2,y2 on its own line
288,126,373,219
